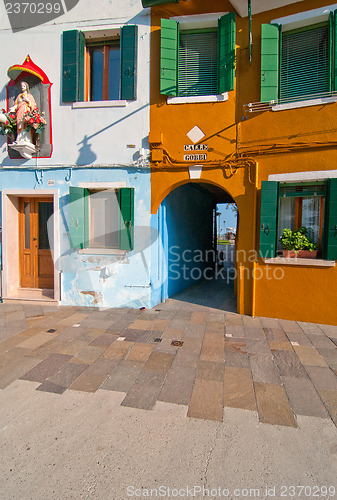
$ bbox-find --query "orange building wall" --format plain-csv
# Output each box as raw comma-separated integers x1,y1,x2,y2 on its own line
149,0,337,325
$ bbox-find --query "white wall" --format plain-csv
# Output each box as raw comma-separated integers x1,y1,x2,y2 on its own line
0,0,150,167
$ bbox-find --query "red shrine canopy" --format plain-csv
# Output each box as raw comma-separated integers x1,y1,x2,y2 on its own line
7,55,50,84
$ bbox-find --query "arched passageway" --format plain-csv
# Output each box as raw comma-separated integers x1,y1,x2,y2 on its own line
159,182,238,311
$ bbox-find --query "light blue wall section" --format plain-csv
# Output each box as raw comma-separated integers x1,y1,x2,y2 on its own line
0,166,162,309
161,184,215,300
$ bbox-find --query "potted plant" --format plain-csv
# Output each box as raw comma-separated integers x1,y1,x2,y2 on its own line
279,227,318,259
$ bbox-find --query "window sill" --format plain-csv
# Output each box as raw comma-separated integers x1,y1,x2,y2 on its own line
263,257,335,267
271,95,337,112
167,93,228,105
72,100,127,109
79,248,127,255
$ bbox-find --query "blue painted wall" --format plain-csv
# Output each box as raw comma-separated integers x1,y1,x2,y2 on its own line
0,166,162,309
161,184,215,299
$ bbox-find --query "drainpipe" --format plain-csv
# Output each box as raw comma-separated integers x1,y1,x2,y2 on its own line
251,162,259,317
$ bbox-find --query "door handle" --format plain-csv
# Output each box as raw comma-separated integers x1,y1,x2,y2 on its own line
33,237,37,241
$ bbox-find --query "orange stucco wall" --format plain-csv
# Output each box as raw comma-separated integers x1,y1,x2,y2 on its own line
149,0,337,325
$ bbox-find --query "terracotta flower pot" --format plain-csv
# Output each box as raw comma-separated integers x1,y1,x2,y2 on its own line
298,250,318,259
282,250,298,258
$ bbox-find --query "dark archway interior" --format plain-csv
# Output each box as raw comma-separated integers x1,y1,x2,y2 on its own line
162,182,237,311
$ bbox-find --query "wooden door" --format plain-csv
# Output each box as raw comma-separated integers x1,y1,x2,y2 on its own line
19,198,54,289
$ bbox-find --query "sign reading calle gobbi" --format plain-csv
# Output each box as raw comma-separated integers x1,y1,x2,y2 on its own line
184,144,207,161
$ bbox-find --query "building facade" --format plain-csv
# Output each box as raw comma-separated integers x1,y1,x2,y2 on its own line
147,0,337,325
0,0,163,309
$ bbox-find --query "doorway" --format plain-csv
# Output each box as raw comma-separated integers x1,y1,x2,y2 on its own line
19,197,54,289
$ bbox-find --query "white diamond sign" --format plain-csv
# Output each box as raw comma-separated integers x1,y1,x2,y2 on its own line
186,126,205,144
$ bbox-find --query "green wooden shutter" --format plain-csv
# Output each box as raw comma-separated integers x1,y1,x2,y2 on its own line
178,31,218,96
324,178,337,260
62,30,85,103
160,18,178,96
69,187,88,249
280,23,330,100
121,25,138,100
142,0,179,6
119,188,134,251
330,10,337,92
259,181,279,258
218,12,236,93
261,24,280,102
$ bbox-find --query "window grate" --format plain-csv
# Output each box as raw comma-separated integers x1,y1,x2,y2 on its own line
178,31,218,97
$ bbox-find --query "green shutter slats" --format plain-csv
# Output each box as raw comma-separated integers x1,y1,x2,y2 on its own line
62,30,85,103
280,24,330,100
119,188,134,251
121,25,138,100
331,10,337,92
142,0,178,7
261,23,280,102
325,178,337,260
178,31,218,97
218,12,236,93
69,187,87,249
160,18,178,96
259,181,279,258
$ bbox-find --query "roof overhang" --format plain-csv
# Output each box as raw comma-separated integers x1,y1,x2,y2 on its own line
230,0,305,17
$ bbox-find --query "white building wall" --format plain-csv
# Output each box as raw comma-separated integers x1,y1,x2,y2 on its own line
0,0,150,167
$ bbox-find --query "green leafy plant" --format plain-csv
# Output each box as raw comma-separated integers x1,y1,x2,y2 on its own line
279,226,318,252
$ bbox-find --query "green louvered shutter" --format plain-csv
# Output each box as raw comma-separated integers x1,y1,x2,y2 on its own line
218,12,236,93
261,24,279,102
69,187,88,249
121,25,138,100
178,31,218,96
324,178,337,260
142,0,179,6
160,18,178,96
259,181,279,258
333,11,337,91
62,30,85,102
119,188,134,251
280,23,330,100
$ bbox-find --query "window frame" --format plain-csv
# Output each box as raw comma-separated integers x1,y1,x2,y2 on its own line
259,179,337,261
260,9,337,104
277,182,326,253
85,38,121,102
62,25,138,104
69,186,134,252
160,12,236,98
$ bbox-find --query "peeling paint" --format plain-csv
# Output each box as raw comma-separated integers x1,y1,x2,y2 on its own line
80,291,103,305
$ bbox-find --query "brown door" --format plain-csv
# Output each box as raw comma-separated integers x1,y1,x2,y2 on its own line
19,198,54,289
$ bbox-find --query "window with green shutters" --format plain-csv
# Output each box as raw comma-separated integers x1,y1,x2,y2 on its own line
62,25,138,103
261,10,337,103
69,187,134,251
160,12,236,97
259,179,337,260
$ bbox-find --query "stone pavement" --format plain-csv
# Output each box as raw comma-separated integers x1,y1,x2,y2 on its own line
0,286,337,429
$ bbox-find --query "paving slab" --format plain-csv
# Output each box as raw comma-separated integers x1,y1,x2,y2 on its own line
293,346,328,367
100,360,144,393
250,353,281,385
68,358,117,392
158,363,196,405
223,366,256,411
187,378,223,422
304,366,337,391
20,353,72,383
254,382,297,427
36,362,89,394
200,333,224,363
272,350,308,379
121,371,166,410
282,376,329,419
316,390,337,425
144,351,175,374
